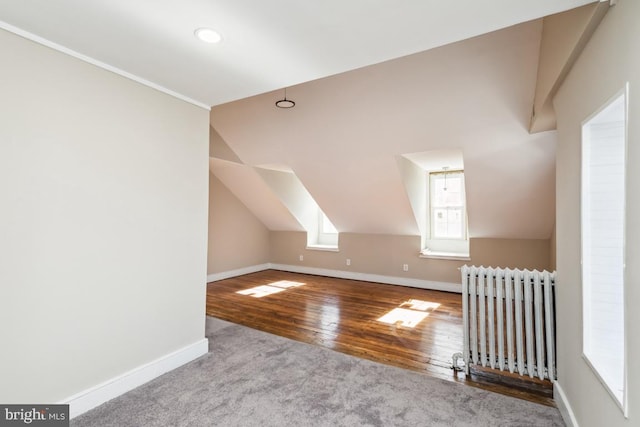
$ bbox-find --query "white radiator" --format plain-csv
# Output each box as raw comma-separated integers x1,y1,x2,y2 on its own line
459,265,557,380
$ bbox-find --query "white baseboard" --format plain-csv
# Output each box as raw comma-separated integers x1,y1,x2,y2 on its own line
60,263,454,419
206,263,270,282
554,381,579,427
61,339,209,419
207,263,460,292
269,263,461,293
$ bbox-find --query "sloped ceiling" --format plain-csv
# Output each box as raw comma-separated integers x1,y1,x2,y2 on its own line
0,0,596,106
211,19,557,239
0,0,585,240
209,158,303,231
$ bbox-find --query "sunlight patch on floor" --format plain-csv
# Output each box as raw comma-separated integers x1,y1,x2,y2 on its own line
236,280,305,298
269,280,305,289
400,299,440,311
377,299,440,328
377,308,429,327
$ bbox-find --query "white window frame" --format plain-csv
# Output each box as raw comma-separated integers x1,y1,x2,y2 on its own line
317,210,338,247
429,170,467,240
581,86,628,416
421,170,469,260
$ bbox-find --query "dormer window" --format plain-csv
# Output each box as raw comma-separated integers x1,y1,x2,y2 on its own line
396,151,470,260
421,169,469,260
430,170,466,240
317,209,338,247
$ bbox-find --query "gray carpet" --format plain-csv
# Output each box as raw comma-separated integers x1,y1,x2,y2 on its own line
72,317,564,426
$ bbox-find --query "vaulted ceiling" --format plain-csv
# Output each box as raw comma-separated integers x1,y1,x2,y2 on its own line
0,0,600,240
210,19,557,239
0,0,594,106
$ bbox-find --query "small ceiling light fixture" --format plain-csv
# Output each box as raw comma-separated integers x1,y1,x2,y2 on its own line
275,88,295,109
442,166,449,191
194,27,222,44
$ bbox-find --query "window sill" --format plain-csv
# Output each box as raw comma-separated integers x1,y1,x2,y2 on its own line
306,245,340,252
419,250,470,261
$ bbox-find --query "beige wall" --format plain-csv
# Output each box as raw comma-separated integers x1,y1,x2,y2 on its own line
0,30,210,403
470,238,551,271
553,0,639,425
530,2,605,132
549,224,557,271
210,20,556,241
208,173,270,274
269,232,550,284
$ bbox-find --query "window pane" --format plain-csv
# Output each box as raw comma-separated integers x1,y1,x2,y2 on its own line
582,92,626,409
429,171,467,242
433,175,463,206
322,214,337,234
433,208,463,239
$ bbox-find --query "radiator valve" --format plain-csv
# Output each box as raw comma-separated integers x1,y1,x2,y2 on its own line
451,352,464,371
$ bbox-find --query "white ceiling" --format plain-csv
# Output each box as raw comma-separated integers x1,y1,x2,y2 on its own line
0,0,593,241
0,0,595,107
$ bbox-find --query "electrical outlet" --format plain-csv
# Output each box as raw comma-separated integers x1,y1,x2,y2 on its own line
346,258,351,266
299,255,304,261
403,264,409,272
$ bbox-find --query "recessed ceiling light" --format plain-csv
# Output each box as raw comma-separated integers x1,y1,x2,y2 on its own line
194,27,222,44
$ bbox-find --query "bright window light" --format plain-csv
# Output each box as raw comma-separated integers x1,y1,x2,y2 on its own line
268,280,305,289
321,213,338,234
377,299,440,328
399,299,440,312
430,171,467,239
377,308,429,328
317,210,338,246
236,285,287,298
236,280,305,298
582,89,627,412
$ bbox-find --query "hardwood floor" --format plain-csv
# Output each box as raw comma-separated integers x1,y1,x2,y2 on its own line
206,269,554,406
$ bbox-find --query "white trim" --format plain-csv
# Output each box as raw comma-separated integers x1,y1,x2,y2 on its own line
207,263,270,282
207,263,459,292
269,263,460,293
61,339,208,419
580,86,628,416
0,21,211,111
554,381,579,427
429,171,467,240
581,353,627,415
419,250,470,261
305,245,340,252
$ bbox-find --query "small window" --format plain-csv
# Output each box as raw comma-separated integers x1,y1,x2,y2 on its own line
430,171,467,240
317,210,338,246
581,88,627,414
320,211,338,235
